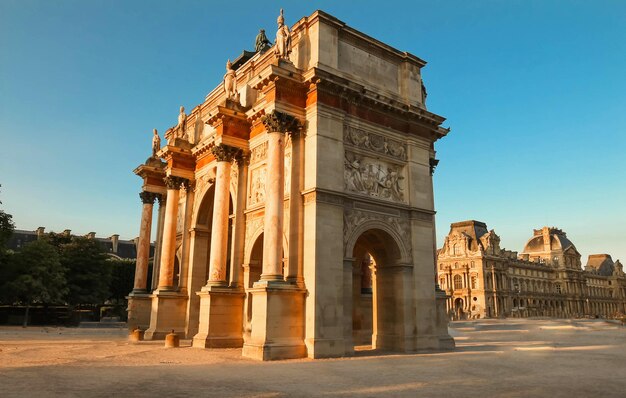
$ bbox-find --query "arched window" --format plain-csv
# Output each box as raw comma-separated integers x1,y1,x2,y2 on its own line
555,283,562,294
454,274,463,290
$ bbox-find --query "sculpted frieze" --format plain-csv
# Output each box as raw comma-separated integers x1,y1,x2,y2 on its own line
344,125,407,161
344,152,405,202
248,166,267,206
250,142,268,164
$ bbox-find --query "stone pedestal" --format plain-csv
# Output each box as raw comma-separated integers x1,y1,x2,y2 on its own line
193,286,245,348
435,288,455,350
144,291,188,340
242,282,306,361
126,293,152,331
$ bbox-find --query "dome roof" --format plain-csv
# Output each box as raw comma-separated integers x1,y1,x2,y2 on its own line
522,227,576,254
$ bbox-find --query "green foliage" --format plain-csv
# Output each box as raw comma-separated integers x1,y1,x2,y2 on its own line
0,210,14,249
108,259,136,303
2,240,68,305
58,237,111,306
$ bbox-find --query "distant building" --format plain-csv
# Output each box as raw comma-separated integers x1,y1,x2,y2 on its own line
6,227,154,261
437,221,626,319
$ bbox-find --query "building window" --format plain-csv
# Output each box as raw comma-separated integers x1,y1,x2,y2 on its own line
471,261,475,268
471,275,478,289
555,284,562,294
454,274,463,290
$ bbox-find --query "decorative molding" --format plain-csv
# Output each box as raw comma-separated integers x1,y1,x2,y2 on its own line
344,125,407,161
344,152,405,202
261,110,302,134
139,191,158,204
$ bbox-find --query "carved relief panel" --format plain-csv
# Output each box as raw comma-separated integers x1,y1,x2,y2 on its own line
344,152,405,202
247,139,292,208
343,124,407,203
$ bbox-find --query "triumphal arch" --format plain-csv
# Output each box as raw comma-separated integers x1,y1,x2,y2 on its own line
128,9,454,360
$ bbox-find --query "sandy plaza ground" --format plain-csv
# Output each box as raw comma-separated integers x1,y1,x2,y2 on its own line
1,318,625,397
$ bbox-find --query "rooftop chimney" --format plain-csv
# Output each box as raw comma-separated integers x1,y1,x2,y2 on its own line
63,229,71,237
110,234,120,253
86,232,96,239
36,227,45,239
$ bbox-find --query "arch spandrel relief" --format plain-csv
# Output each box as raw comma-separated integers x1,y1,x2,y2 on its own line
343,207,412,261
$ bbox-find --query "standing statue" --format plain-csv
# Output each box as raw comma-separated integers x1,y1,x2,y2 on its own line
255,29,271,53
223,59,238,101
177,106,187,137
275,9,291,60
152,128,161,157
421,80,428,105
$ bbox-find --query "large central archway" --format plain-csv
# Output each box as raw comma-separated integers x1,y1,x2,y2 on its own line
344,227,414,354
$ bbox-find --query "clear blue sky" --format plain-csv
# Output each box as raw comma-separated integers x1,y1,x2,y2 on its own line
1,0,625,263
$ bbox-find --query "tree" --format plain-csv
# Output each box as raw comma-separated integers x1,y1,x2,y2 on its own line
4,240,67,326
108,258,136,303
59,237,111,306
0,184,15,249
0,184,16,304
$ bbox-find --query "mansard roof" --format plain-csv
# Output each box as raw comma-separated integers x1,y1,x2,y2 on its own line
448,220,489,251
586,254,615,276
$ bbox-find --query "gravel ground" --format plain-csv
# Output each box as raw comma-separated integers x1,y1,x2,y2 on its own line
1,319,625,397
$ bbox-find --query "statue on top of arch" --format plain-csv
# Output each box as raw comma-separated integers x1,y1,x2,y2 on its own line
275,9,292,60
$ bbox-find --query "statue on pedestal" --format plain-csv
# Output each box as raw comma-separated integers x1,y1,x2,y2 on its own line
177,106,187,137
224,59,239,102
275,9,291,60
152,128,161,157
255,29,271,53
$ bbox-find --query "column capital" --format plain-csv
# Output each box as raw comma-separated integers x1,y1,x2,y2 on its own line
261,111,303,135
210,144,242,162
139,191,158,204
235,153,250,167
156,193,166,205
163,175,189,190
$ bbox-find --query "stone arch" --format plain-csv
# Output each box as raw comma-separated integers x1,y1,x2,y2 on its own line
343,226,415,354
344,219,411,263
243,225,289,270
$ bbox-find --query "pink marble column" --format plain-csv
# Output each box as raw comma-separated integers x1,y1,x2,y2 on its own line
157,176,188,291
133,191,157,293
206,145,240,286
260,111,301,281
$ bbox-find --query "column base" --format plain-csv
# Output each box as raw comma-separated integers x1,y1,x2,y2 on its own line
192,286,245,348
242,282,306,361
126,293,152,331
144,290,189,340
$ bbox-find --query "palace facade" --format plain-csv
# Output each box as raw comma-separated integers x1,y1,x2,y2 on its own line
437,220,626,319
128,10,454,360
